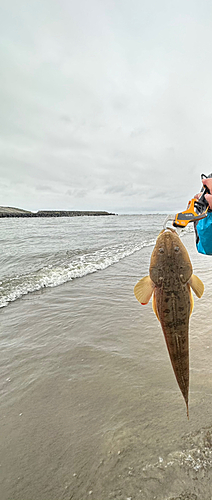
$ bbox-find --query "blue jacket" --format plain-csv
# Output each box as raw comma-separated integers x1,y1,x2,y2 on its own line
195,212,212,255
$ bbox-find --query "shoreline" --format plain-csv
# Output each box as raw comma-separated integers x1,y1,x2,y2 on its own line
0,240,211,500
0,228,211,500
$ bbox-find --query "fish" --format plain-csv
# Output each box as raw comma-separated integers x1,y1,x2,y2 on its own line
134,227,204,417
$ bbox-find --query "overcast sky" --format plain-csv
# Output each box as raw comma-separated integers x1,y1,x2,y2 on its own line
1,0,212,213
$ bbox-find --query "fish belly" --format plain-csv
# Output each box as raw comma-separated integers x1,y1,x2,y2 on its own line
154,284,191,407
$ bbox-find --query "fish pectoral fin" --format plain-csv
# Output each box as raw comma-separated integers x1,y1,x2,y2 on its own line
134,276,155,304
152,290,160,321
188,274,204,298
188,284,194,316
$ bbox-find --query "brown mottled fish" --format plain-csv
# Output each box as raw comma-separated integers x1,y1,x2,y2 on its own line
134,227,204,417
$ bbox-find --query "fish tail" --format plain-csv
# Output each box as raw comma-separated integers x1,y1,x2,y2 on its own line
186,401,189,420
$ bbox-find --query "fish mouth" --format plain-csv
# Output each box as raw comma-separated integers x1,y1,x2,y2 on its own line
157,227,177,241
160,227,177,235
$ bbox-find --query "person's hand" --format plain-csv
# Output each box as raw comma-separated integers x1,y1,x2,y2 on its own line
202,178,212,209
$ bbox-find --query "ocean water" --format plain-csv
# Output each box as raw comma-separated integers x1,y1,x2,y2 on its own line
0,215,162,308
1,214,212,500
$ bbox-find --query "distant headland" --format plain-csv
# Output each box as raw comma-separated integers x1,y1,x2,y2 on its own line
0,207,116,218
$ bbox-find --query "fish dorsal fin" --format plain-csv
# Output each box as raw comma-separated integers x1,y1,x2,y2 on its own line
188,284,194,317
152,290,160,321
188,274,204,298
134,276,155,304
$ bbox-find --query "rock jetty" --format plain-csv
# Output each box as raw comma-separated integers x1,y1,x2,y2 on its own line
0,207,116,218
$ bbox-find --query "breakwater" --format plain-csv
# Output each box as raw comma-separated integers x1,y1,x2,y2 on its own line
0,208,116,218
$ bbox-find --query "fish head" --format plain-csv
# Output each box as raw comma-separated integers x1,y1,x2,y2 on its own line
149,227,193,286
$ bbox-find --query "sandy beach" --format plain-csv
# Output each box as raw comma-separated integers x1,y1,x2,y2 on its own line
0,227,212,500
1,232,212,500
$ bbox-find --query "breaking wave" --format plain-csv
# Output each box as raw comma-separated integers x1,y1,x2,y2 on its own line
0,239,155,308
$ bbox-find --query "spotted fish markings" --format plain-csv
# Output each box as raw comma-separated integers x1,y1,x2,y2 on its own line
134,227,204,417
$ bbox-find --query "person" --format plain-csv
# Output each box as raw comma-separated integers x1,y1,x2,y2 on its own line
194,177,212,255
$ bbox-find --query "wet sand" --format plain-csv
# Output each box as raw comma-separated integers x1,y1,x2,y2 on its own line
1,235,212,499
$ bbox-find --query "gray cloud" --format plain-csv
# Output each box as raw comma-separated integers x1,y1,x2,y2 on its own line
1,0,212,212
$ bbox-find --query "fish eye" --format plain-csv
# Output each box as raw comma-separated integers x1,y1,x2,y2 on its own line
174,246,180,252
159,247,164,253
